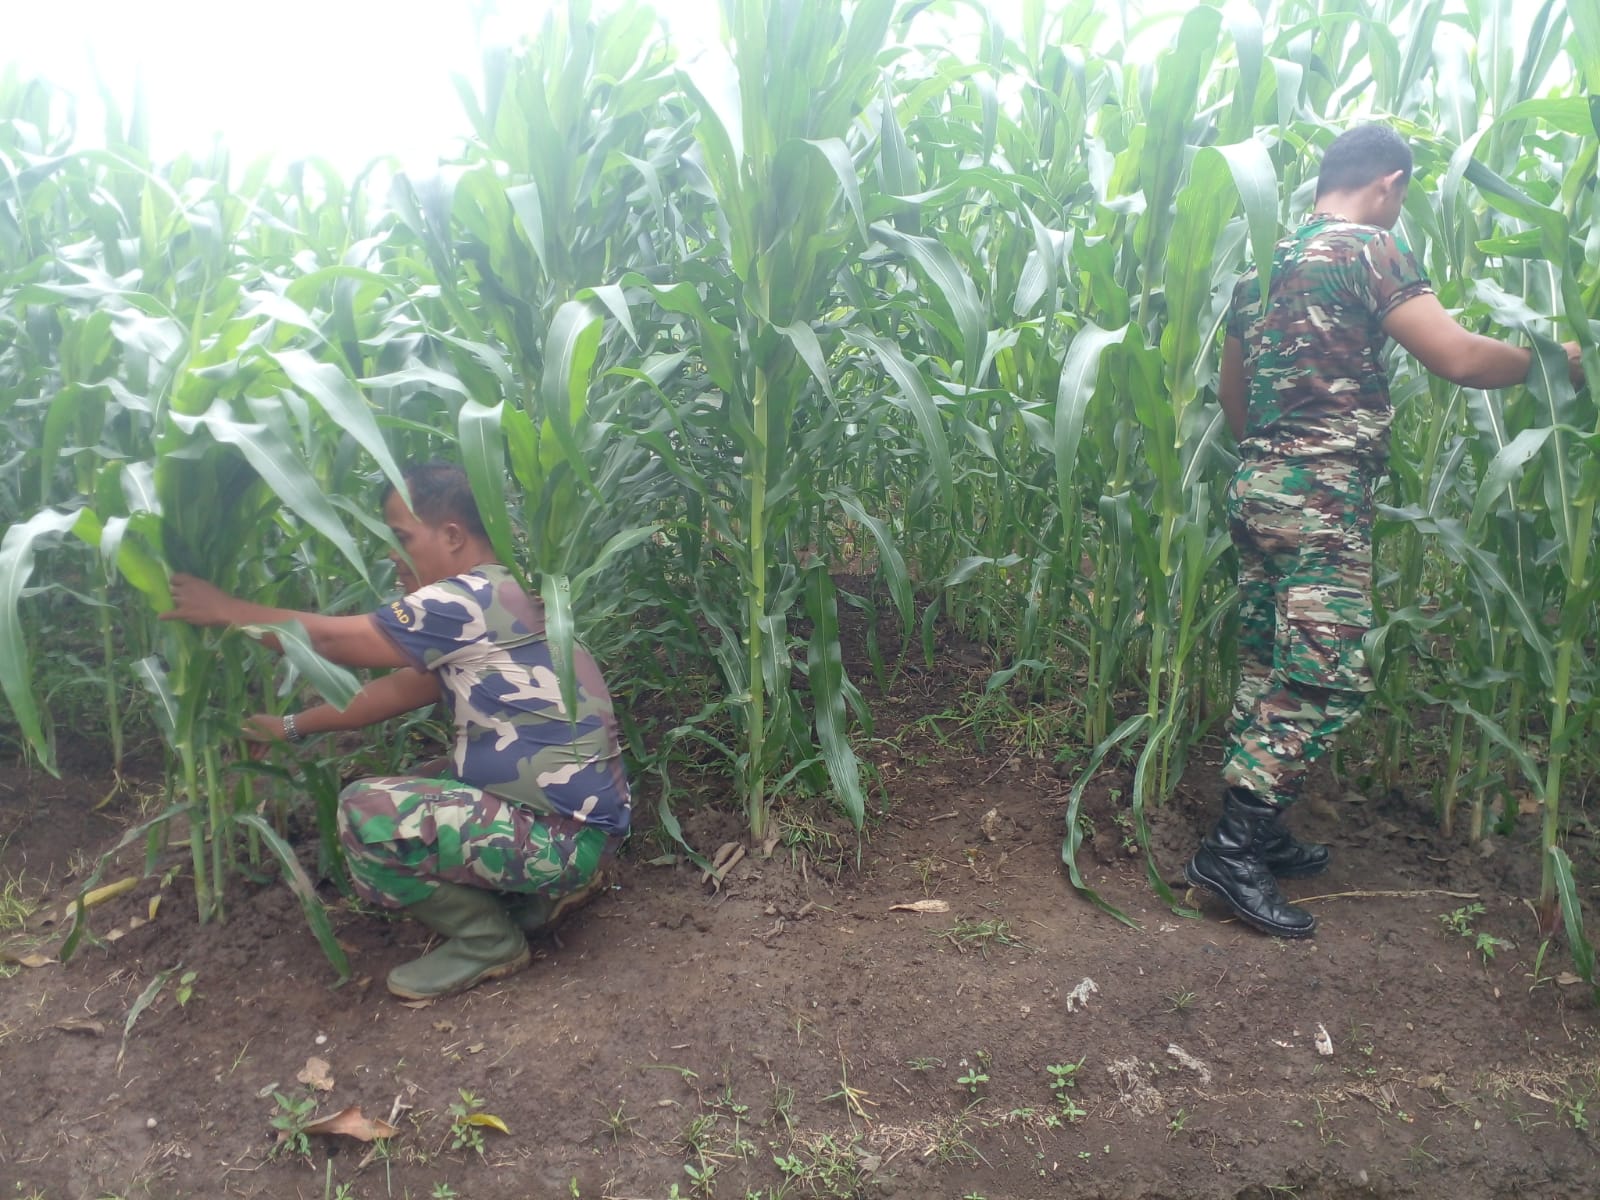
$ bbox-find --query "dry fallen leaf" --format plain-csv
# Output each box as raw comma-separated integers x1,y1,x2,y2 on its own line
888,899,950,914
979,808,1000,840
40,877,142,926
53,1018,105,1036
702,842,746,888
0,947,56,968
1555,972,1583,987
432,1020,457,1033
464,1112,510,1135
296,1056,335,1092
303,1106,398,1142
103,915,147,944
1314,1024,1334,1057
82,877,140,908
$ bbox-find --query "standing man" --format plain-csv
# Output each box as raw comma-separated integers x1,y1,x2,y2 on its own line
164,461,631,997
1186,124,1583,937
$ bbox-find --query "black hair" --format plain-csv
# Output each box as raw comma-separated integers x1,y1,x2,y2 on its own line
1316,124,1413,197
386,460,488,540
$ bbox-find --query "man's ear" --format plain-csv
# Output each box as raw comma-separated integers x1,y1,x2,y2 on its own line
441,520,469,550
1381,169,1408,195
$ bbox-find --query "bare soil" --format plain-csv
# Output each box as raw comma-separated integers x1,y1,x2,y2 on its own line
3,656,1599,1200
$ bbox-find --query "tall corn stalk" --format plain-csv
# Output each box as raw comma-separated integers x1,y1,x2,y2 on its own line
3,0,1598,986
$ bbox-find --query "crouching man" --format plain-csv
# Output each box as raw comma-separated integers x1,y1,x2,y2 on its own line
163,461,630,997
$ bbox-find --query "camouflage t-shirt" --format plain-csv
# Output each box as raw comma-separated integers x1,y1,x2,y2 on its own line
1228,213,1433,466
371,564,631,834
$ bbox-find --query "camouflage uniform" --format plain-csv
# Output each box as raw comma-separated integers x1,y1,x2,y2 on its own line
339,565,630,908
1222,214,1432,807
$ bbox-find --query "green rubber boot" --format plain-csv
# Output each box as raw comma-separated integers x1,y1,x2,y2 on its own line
503,869,610,935
386,883,531,1000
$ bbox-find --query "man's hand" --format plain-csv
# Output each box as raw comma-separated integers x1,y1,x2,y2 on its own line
162,574,247,627
241,713,286,760
1563,341,1585,390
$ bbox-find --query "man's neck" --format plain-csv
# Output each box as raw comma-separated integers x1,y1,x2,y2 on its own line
1312,190,1378,226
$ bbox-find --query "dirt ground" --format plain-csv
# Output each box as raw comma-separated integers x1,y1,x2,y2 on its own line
3,658,1599,1200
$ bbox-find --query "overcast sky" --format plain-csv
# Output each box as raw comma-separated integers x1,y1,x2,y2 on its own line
3,0,1111,172
12,2,1509,176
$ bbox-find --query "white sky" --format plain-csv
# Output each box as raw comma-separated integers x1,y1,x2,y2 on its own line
7,0,715,171
3,0,1110,173
11,2,1498,176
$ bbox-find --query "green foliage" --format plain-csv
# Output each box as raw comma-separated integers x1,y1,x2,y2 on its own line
3,0,1599,983
269,1090,318,1161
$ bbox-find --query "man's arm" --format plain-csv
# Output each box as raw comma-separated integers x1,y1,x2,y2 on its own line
1382,293,1583,390
245,668,441,743
162,574,409,669
1218,335,1247,440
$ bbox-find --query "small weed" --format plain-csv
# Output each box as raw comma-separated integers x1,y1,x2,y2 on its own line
1405,1136,1440,1173
1109,803,1137,853
713,1083,750,1119
269,1090,318,1161
1562,1095,1589,1131
928,1106,982,1165
1046,1059,1086,1121
774,1131,869,1195
768,1076,796,1135
1474,931,1515,963
823,1055,876,1123
955,1063,989,1095
175,970,199,1008
430,1185,459,1200
683,1159,717,1196
941,918,1022,956
447,1089,487,1157
1167,1108,1189,1140
1163,987,1196,1014
1438,903,1485,938
0,872,39,933
905,1056,944,1072
596,1099,636,1143
678,1112,718,1159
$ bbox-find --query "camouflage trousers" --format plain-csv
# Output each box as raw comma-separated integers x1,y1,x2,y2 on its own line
337,775,618,909
1222,458,1374,809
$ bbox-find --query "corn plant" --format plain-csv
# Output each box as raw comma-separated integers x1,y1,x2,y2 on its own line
3,0,1599,989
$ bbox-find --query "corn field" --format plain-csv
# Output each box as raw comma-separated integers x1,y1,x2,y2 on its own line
2,0,1598,984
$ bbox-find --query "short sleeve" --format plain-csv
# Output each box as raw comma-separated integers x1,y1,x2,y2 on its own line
371,576,490,671
1360,230,1432,321
1226,270,1260,341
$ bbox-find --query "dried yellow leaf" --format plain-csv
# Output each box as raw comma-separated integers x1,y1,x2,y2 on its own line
82,877,139,908
464,1113,509,1134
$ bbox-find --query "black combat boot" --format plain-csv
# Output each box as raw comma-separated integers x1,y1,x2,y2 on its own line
1254,804,1330,878
1185,787,1317,938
